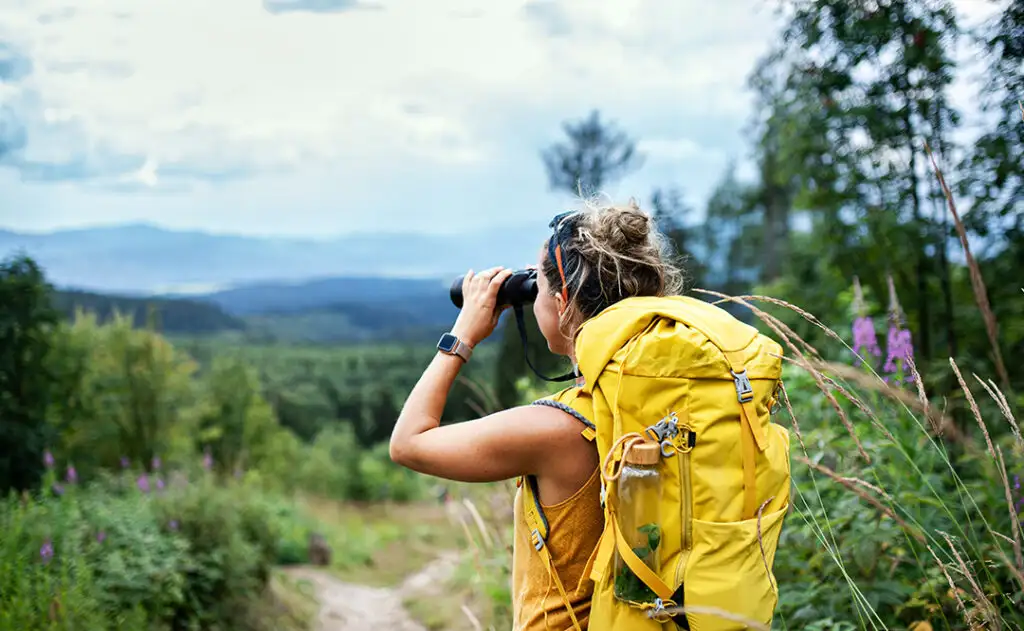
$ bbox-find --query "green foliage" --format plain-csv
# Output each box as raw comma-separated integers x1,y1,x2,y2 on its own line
0,471,280,631
540,109,643,197
178,338,497,444
770,358,1024,630
613,523,661,603
273,426,426,503
0,255,60,494
51,289,246,336
46,310,201,478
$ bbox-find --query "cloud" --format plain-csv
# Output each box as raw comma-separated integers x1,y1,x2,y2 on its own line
0,39,30,160
0,0,788,194
261,0,381,15
521,1,572,38
639,137,708,162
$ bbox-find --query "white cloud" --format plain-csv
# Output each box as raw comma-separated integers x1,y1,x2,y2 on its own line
0,0,1000,237
0,0,779,190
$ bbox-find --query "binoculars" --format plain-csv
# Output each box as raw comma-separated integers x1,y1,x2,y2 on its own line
449,268,539,309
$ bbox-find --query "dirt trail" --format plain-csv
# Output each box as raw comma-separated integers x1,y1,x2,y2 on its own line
283,551,459,631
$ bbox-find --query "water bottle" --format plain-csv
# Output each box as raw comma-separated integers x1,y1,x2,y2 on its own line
613,441,662,603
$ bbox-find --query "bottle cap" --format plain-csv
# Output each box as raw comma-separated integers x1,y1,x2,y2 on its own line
625,442,661,466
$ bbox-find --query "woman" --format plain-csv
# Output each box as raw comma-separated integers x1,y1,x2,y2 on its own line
389,199,684,630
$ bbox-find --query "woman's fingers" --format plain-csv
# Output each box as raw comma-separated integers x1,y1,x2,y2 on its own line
470,267,503,293
488,268,513,291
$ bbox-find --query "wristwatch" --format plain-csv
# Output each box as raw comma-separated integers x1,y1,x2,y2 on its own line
437,332,473,363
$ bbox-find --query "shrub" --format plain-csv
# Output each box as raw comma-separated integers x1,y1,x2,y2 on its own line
0,465,291,631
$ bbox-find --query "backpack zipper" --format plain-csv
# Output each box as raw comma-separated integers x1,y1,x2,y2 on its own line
674,430,696,587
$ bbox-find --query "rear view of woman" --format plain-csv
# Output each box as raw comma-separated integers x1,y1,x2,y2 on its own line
389,199,684,629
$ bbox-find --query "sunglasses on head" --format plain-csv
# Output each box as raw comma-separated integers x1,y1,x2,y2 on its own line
547,211,577,302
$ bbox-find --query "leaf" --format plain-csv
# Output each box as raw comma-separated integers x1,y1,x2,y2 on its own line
638,523,662,552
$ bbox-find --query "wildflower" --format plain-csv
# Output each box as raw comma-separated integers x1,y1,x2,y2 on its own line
152,456,161,471
851,277,881,364
40,539,54,564
96,531,106,544
883,276,915,384
1015,475,1023,516
51,483,64,496
169,520,179,531
202,449,213,471
120,456,130,469
66,466,77,484
137,474,150,494
156,477,165,491
43,450,54,469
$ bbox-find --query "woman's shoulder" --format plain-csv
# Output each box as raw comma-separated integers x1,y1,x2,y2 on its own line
527,386,595,439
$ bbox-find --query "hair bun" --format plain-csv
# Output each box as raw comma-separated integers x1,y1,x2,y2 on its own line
588,201,652,249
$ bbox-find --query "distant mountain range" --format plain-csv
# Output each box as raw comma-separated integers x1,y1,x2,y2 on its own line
2,223,542,343
0,222,547,295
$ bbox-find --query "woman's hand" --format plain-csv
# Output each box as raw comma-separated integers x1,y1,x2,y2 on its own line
450,266,514,347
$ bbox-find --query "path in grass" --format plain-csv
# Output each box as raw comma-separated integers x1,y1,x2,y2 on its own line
283,551,459,631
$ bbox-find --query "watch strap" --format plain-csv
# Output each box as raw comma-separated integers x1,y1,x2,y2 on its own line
451,338,472,362
437,333,473,362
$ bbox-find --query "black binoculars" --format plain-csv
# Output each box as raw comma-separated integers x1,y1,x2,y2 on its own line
449,268,539,309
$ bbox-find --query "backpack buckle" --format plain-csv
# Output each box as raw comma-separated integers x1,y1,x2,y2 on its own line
531,529,545,551
647,598,673,622
731,369,754,403
769,382,783,415
646,412,680,442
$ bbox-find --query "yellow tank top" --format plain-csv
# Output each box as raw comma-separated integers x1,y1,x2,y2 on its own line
511,467,604,631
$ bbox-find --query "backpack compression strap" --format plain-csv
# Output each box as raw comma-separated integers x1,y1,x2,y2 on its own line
516,396,597,631
724,351,769,521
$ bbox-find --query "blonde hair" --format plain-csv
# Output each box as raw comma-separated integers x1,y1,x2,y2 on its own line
541,195,685,339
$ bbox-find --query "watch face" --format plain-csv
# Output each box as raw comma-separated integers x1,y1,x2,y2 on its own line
437,333,457,353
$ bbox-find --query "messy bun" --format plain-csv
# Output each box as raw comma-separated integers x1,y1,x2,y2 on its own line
541,196,685,338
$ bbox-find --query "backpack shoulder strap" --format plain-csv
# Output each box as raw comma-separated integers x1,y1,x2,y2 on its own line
520,475,584,631
529,385,597,442
515,385,594,631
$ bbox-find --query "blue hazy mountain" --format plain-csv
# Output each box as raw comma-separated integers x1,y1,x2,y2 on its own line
1,222,544,342
0,222,546,295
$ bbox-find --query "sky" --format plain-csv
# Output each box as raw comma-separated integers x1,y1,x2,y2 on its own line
0,0,1004,238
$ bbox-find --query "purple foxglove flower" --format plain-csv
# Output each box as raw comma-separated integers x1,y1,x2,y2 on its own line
850,277,881,365
852,316,881,363
156,477,165,491
137,475,150,493
884,326,915,382
66,466,77,484
169,520,179,531
51,483,64,496
202,450,213,471
120,456,130,469
43,450,54,469
883,276,915,383
152,456,161,471
96,531,106,544
40,539,54,563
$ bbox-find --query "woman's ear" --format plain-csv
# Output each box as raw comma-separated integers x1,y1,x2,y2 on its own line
555,292,567,317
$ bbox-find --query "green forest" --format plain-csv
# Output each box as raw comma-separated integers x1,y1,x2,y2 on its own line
2,1,1022,629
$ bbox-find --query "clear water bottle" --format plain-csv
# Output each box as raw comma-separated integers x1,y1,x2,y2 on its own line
613,441,662,603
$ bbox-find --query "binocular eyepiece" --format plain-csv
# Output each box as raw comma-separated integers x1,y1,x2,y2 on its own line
449,268,539,309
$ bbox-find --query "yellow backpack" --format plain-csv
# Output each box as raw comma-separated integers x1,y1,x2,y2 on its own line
521,294,791,631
